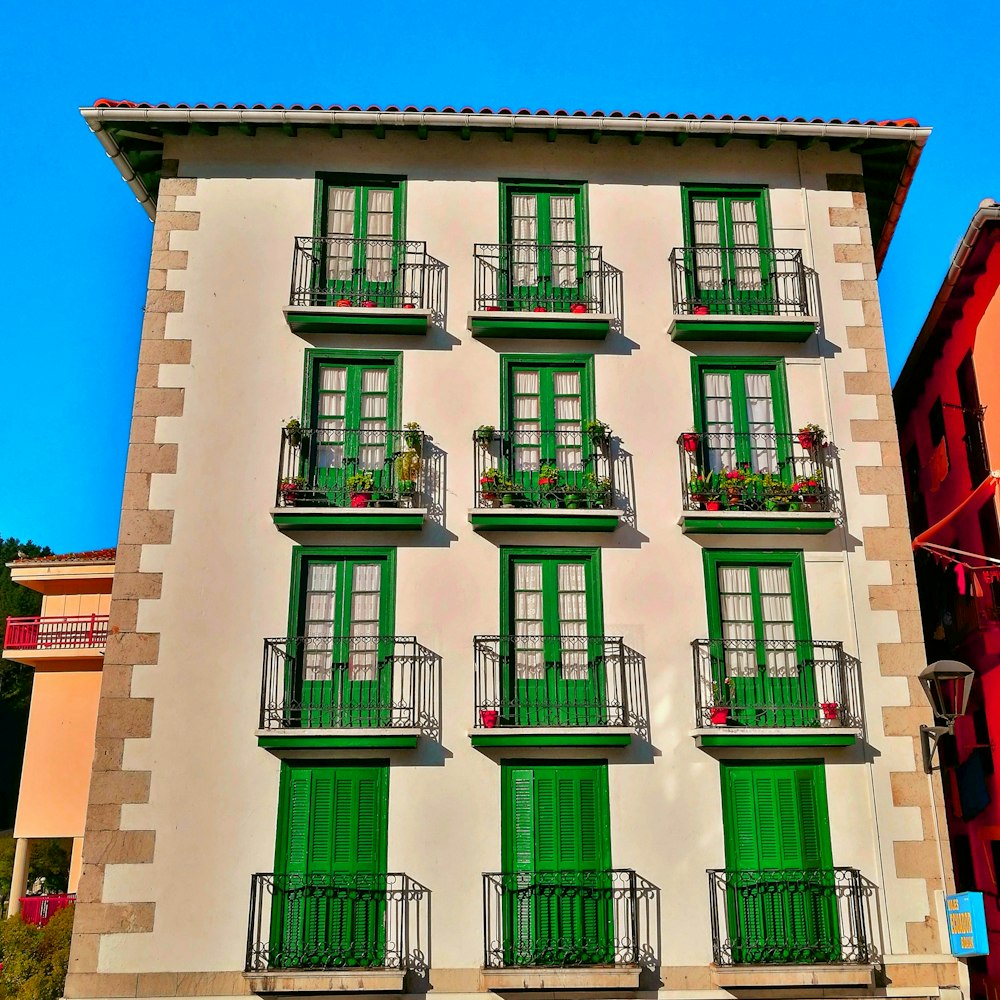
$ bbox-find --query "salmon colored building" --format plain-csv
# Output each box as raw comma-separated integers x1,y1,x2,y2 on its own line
2,548,115,918
894,200,1000,1000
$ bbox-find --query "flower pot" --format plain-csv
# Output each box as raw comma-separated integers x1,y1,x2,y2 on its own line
570,303,587,314
480,709,499,729
706,500,722,511
280,488,299,506
710,706,731,725
475,429,494,443
690,492,709,504
564,493,582,509
533,306,547,313
484,305,502,312
402,303,416,310
350,493,371,508
820,702,839,722
335,298,352,307
502,493,517,508
682,432,699,452
797,432,817,449
693,305,710,316
362,300,377,308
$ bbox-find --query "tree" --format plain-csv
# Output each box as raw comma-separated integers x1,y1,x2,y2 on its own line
0,538,52,830
0,902,73,1000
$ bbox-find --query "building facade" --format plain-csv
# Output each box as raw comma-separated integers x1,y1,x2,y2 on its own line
65,103,963,1000
2,548,114,915
895,200,1000,1000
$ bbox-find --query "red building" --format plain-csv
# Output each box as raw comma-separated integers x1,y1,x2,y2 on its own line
895,200,1000,1000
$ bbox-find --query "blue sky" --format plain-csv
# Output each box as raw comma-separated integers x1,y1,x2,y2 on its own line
2,0,997,552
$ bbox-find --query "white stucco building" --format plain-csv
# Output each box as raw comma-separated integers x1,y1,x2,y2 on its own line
65,102,964,1000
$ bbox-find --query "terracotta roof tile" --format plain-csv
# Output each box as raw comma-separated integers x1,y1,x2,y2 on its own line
14,547,116,565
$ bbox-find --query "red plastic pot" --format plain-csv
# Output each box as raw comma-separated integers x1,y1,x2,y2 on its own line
480,709,499,729
280,487,299,506
682,433,699,452
533,306,547,313
335,298,352,307
710,706,730,725
402,303,415,309
570,303,587,314
797,432,817,449
693,305,710,316
362,300,377,308
484,305,502,312
350,493,372,508
821,702,839,721
706,500,722,511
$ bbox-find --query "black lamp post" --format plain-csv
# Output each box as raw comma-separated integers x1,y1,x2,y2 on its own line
919,659,974,773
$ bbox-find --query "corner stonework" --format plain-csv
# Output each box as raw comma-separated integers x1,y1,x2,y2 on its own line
64,171,197,1000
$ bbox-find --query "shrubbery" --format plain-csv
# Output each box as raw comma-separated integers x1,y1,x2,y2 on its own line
0,903,73,1000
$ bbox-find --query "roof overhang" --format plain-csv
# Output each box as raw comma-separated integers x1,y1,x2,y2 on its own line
80,103,931,271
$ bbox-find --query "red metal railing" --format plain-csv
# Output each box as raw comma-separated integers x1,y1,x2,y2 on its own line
18,893,75,927
3,615,109,651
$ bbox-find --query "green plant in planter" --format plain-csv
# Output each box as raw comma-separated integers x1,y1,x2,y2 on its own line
500,478,523,508
285,417,303,449
479,467,502,502
398,480,416,495
475,424,495,444
583,471,612,508
797,423,826,450
403,421,422,452
585,419,611,447
792,471,823,503
280,476,306,505
347,471,375,495
395,450,422,483
688,470,714,503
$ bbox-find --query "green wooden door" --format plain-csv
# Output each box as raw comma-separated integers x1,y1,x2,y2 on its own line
721,762,839,964
298,557,393,728
503,763,612,966
507,554,605,726
507,363,592,505
685,189,772,315
321,180,403,305
310,359,398,505
274,763,388,968
707,554,816,728
696,364,790,488
505,186,585,311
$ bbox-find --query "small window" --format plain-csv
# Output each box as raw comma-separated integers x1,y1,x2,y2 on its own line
929,398,946,446
951,833,975,891
957,352,989,484
989,840,1000,889
904,443,927,533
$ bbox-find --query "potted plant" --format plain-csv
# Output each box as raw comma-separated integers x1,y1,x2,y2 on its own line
285,417,303,449
532,305,547,313
335,298,352,307
693,303,710,316
404,422,422,452
362,300,377,308
688,471,713,506
280,476,306,506
480,708,499,728
797,423,826,450
538,464,560,498
570,303,588,314
480,467,501,504
681,430,700,453
705,495,723,512
475,424,495,444
710,678,734,725
792,473,823,505
585,419,611,448
820,701,840,723
500,478,523,508
583,472,612,509
347,471,375,507
722,468,746,508
402,302,416,310
563,486,585,509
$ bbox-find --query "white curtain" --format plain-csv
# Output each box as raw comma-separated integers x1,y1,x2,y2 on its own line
704,372,736,472
326,187,355,283
744,373,777,472
317,367,347,469
730,199,763,292
365,189,394,283
719,566,755,677
549,196,578,288
511,194,538,285
760,566,796,677
558,563,588,680
304,563,337,680
514,563,544,679
349,563,381,681
358,368,388,468
553,371,583,470
513,370,541,470
692,199,723,290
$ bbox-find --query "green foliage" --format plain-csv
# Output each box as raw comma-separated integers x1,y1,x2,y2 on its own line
0,902,74,1000
0,838,71,911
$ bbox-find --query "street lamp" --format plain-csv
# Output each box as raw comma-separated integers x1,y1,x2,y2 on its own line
919,659,974,773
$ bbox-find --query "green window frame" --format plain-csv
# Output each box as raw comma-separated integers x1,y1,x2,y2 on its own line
497,180,590,312
500,761,612,965
703,550,816,727
499,546,606,726
690,356,792,480
719,760,839,963
273,760,390,968
680,184,774,315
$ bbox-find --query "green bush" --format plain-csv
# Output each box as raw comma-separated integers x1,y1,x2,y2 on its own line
0,903,73,1000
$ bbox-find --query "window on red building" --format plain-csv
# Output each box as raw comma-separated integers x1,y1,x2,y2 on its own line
957,352,989,486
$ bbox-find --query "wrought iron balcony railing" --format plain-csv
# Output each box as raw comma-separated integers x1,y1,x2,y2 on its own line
692,638,859,730
289,236,434,310
473,428,614,510
4,615,109,651
473,243,620,318
708,868,876,967
276,425,425,509
678,431,836,513
473,635,641,729
669,246,810,317
246,872,427,973
483,869,652,969
261,636,432,731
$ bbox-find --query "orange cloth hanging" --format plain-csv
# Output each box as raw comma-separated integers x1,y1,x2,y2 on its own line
927,440,950,492
913,474,1000,550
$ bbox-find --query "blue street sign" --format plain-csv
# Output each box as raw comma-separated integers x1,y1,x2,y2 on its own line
946,892,989,956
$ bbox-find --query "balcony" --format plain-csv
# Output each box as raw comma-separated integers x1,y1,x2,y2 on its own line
692,638,860,748
471,635,646,748
707,868,877,987
258,636,436,752
678,431,838,534
3,614,109,666
470,428,621,532
468,243,621,339
283,236,438,335
668,247,816,342
481,869,653,990
245,872,427,993
272,425,427,532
